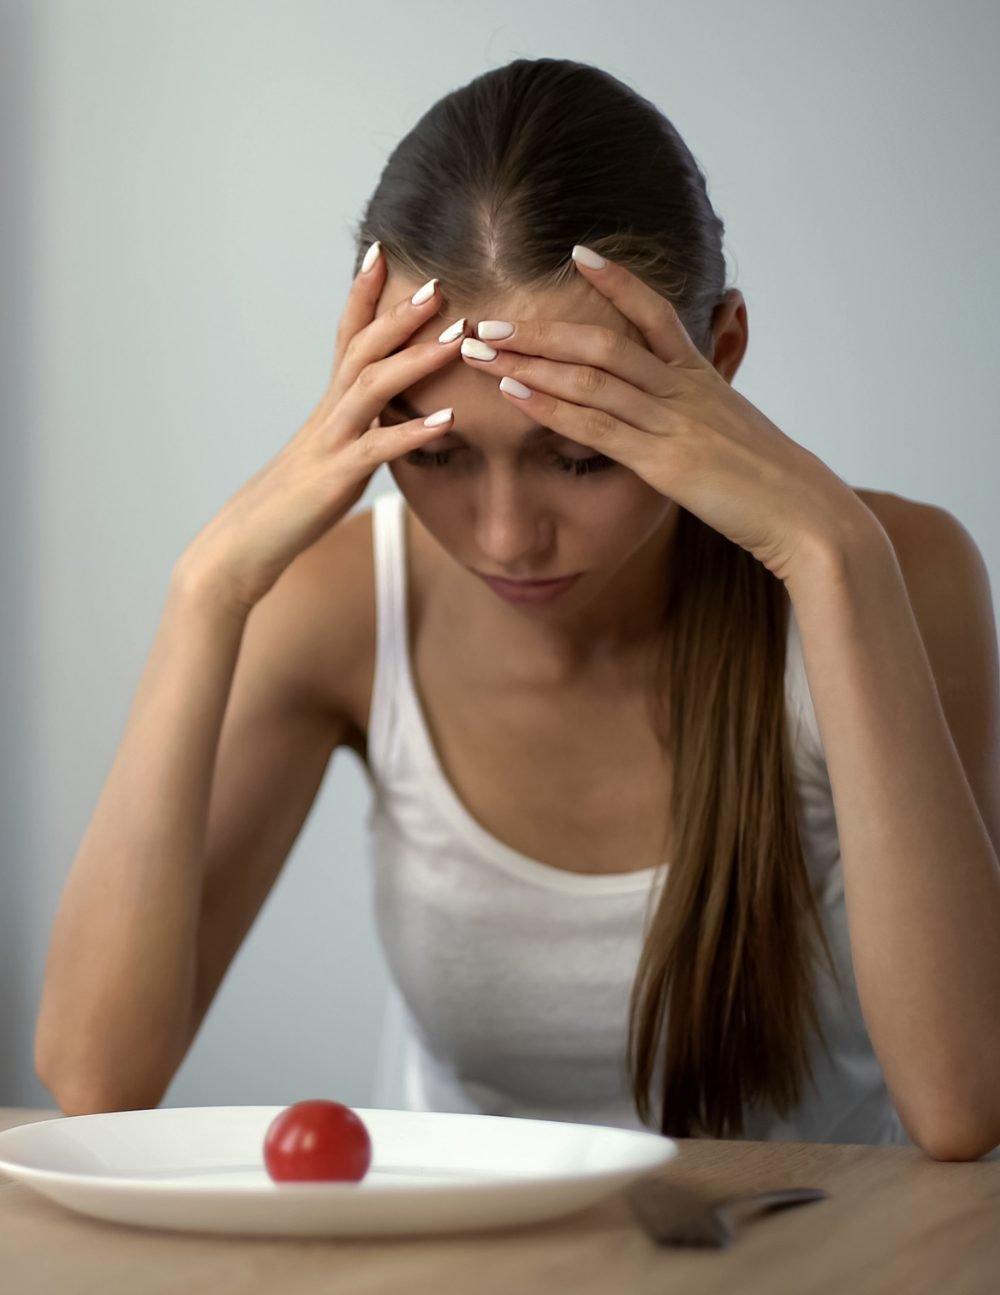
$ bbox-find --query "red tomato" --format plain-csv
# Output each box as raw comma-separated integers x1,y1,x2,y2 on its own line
263,1100,373,1183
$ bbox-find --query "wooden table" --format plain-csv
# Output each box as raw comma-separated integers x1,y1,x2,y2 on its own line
2,1108,998,1293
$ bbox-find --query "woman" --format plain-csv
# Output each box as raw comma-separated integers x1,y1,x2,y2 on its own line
34,58,1000,1159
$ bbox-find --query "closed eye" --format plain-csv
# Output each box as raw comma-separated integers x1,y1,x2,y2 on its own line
404,443,616,476
379,402,617,477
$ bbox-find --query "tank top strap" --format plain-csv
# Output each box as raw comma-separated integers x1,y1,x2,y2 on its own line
367,491,408,776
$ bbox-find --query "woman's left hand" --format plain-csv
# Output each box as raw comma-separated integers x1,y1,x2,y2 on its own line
460,248,879,586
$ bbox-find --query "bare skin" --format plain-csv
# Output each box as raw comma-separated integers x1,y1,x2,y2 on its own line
321,269,765,875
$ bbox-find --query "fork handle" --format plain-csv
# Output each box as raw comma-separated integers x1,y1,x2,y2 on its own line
718,1186,828,1221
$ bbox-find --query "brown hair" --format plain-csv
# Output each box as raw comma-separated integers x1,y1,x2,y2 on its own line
351,57,840,1138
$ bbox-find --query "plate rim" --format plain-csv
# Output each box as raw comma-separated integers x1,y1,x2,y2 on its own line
0,1105,679,1195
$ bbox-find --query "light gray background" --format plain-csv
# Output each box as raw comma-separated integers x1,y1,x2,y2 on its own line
2,0,998,1114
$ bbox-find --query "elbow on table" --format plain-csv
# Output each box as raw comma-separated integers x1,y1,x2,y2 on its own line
37,1065,164,1118
912,1115,1000,1163
893,1075,1000,1162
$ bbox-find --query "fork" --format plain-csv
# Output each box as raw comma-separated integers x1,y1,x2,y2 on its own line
626,1177,828,1248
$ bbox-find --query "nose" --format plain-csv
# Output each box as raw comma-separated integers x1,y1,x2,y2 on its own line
472,475,551,573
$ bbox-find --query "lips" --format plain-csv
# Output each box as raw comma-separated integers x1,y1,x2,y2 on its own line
476,571,578,586
476,571,583,604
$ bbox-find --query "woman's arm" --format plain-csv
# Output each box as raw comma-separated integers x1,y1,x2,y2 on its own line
34,573,249,1112
786,493,1000,1161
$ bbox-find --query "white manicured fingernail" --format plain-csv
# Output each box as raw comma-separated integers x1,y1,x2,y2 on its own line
571,244,606,269
423,407,453,427
499,376,533,399
460,337,497,361
411,278,438,306
437,317,466,344
361,241,382,273
477,320,514,340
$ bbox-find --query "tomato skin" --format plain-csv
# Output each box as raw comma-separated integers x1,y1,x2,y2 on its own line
263,1100,372,1183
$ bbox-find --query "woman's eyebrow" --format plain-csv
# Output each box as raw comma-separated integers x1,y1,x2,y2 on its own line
384,393,552,443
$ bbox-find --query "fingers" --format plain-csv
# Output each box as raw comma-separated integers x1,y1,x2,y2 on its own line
329,316,466,450
352,406,456,472
331,248,450,399
322,242,470,457
331,241,387,381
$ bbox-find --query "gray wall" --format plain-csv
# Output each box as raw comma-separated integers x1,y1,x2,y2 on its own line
3,0,998,1113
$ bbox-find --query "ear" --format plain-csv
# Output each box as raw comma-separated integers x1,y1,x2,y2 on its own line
709,289,748,384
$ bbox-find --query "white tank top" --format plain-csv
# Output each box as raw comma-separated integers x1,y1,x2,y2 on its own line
361,490,910,1145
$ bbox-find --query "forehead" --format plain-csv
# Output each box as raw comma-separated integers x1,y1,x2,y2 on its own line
377,269,646,349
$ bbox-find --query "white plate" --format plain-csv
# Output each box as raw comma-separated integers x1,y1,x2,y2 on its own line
0,1105,678,1238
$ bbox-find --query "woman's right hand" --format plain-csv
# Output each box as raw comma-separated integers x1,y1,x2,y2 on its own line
173,244,466,617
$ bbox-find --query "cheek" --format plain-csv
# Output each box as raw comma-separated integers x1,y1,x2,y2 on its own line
569,476,672,558
386,465,455,545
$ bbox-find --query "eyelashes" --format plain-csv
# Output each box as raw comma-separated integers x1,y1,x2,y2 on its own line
378,408,618,476
403,446,617,476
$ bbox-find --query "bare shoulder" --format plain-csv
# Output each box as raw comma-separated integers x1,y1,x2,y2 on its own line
277,504,376,742
852,486,983,568
850,484,994,671
852,485,926,534
849,486,937,546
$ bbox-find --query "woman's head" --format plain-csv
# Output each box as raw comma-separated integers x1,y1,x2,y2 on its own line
352,57,838,1138
374,267,684,628
353,58,729,350
352,58,745,620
